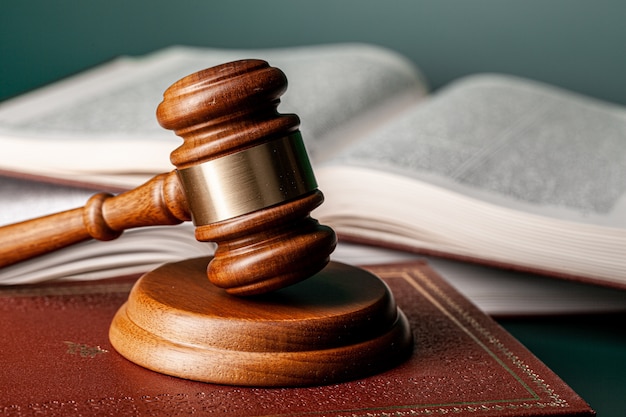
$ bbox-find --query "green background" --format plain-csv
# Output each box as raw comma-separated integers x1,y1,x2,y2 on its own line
2,0,626,104
2,1,625,415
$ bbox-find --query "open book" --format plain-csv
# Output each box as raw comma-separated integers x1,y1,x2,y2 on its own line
0,43,426,189
1,43,625,310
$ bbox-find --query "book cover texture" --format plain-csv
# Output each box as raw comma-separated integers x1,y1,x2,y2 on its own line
0,262,594,416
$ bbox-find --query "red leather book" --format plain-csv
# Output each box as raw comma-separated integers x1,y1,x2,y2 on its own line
0,261,594,416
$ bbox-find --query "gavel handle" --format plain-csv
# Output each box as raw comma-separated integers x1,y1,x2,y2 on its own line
0,171,191,268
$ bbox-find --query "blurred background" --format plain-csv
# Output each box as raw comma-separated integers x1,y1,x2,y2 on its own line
2,0,625,104
2,1,625,415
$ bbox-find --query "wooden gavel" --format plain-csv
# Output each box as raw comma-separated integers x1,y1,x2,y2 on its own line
0,60,337,296
1,59,412,387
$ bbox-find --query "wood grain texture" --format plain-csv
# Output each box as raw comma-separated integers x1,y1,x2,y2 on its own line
0,171,189,268
157,60,300,169
157,60,336,295
0,59,335,296
109,257,413,387
107,61,411,386
1,59,413,388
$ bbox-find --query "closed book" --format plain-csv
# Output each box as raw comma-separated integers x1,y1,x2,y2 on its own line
0,261,594,416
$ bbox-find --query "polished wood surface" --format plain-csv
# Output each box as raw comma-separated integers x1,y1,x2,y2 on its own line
158,59,300,168
3,59,413,386
110,257,413,387
0,171,189,268
0,60,335,296
156,59,336,295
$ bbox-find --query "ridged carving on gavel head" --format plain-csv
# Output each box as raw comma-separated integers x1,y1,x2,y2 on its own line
158,59,300,168
156,60,337,296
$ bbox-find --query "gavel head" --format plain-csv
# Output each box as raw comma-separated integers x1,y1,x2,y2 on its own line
156,60,337,296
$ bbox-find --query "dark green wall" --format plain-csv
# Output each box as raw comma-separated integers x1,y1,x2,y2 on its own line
2,0,626,104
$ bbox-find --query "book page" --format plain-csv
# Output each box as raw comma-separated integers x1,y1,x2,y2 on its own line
0,176,211,284
332,243,626,316
0,44,427,180
0,176,94,227
327,74,626,228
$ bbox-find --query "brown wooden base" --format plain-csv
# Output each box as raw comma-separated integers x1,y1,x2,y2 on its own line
109,257,413,387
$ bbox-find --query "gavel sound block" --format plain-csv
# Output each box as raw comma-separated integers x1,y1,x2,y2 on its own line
0,60,412,386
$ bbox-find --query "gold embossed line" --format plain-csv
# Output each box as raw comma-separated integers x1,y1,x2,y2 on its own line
375,266,569,413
